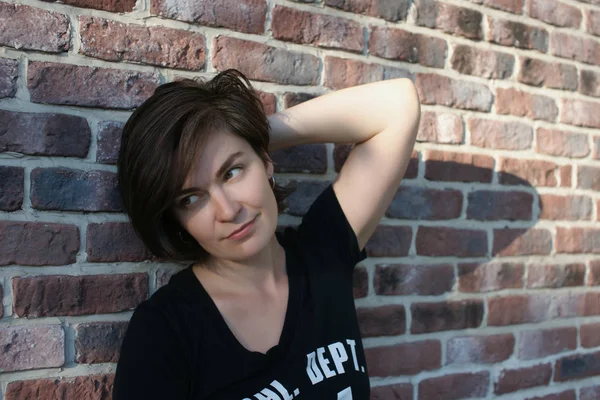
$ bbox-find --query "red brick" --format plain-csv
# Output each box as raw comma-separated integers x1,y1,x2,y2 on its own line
150,0,266,34
27,61,159,109
425,150,494,183
334,146,418,179
468,118,532,150
417,112,463,144
467,0,523,14
370,383,413,400
324,56,410,90
13,273,148,317
5,374,114,400
0,222,79,266
271,144,327,174
272,6,362,52
79,16,205,70
495,88,557,121
494,363,552,394
536,128,589,158
417,227,488,257
451,45,514,79
0,110,90,157
365,341,440,377
0,166,23,211
561,98,600,128
590,260,600,286
31,168,122,212
357,305,406,337
370,26,447,68
555,350,600,381
528,0,582,28
388,186,462,220
375,264,454,296
86,222,154,262
419,372,489,400
416,1,483,39
527,390,576,400
41,0,135,12
493,228,552,256
75,321,128,363
578,165,600,191
587,9,600,36
447,334,514,365
324,0,410,22
411,300,484,334
560,165,572,187
499,158,558,186
416,73,492,111
518,327,577,360
581,385,600,400
0,286,2,318
527,263,585,289
458,262,523,292
258,91,276,115
0,58,18,98
467,190,533,220
0,3,69,53
353,266,368,299
556,227,600,253
0,325,64,372
365,226,412,257
519,58,578,91
96,121,123,165
539,194,592,220
213,37,319,86
551,32,600,65
581,323,600,348
488,17,548,52
580,69,600,97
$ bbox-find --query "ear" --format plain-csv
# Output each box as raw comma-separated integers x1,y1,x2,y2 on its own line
266,159,274,177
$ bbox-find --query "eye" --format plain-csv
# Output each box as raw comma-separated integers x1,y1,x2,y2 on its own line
179,194,204,208
224,166,243,181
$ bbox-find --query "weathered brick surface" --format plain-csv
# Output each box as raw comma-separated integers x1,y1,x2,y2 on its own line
213,37,319,85
27,62,159,109
365,226,412,257
0,3,69,53
41,0,135,12
353,266,368,299
539,195,592,220
590,260,600,286
447,334,514,365
31,168,122,212
80,16,206,70
458,262,524,292
419,372,489,399
587,9,600,37
324,56,410,90
87,223,154,262
488,18,548,52
495,88,558,121
494,363,552,394
0,325,64,372
581,385,600,400
387,186,462,220
527,390,576,400
357,305,406,337
416,1,483,39
561,98,600,128
536,128,589,158
581,69,600,97
499,158,558,187
556,227,600,253
0,222,79,266
0,58,18,98
324,0,410,22
451,45,514,79
13,273,148,317
75,321,128,363
493,228,552,256
97,121,123,165
555,350,600,381
416,73,492,111
0,166,24,211
417,111,463,144
578,166,600,191
551,32,600,65
272,6,363,52
285,181,331,216
468,0,523,14
425,150,494,183
270,144,327,174
411,300,484,334
519,58,578,91
5,374,114,400
518,327,577,360
560,165,572,187
150,0,266,34
528,0,582,28
417,227,488,257
370,383,413,400
258,91,276,115
370,26,447,68
581,323,600,348
467,190,533,220
375,264,454,296
365,340,440,376
468,118,532,150
0,110,90,157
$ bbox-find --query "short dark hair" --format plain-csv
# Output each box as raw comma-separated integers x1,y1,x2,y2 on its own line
117,69,292,262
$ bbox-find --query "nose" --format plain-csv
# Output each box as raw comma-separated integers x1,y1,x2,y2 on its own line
211,187,241,222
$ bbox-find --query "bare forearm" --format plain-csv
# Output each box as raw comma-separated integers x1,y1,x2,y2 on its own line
267,78,419,151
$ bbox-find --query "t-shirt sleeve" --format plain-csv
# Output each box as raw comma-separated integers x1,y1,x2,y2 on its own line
295,183,367,271
112,301,191,400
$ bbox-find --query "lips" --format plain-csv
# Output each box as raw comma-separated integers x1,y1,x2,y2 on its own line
226,215,257,239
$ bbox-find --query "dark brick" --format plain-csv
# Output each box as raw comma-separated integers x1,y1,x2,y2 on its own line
324,56,411,90
488,18,548,52
97,121,123,164
581,323,600,348
87,223,154,262
518,327,577,360
365,341,440,377
581,69,600,97
555,350,600,381
494,363,552,394
370,26,447,68
353,266,368,299
526,390,576,400
451,45,514,79
416,1,483,40
0,58,18,98
5,374,114,400
458,262,524,293
387,186,462,220
425,150,494,183
375,264,454,296
467,190,533,220
419,372,489,400
468,0,523,14
75,321,128,363
41,0,135,12
357,305,406,337
447,334,514,364
0,166,24,211
493,228,552,256
365,226,412,257
324,0,410,22
417,227,488,257
519,58,578,91
527,263,585,288
285,181,330,216
581,385,600,400
270,144,327,174
411,300,484,334
283,92,316,109
370,383,413,400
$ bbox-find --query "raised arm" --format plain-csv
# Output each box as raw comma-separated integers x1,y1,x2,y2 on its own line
267,78,421,250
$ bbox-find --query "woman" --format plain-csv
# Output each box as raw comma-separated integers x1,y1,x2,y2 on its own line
113,69,420,399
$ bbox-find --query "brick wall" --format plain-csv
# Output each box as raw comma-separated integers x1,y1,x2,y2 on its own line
0,0,599,399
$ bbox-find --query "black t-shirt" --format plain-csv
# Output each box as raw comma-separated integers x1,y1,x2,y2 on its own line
113,184,369,399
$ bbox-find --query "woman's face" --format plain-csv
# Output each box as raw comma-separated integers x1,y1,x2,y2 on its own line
172,130,278,263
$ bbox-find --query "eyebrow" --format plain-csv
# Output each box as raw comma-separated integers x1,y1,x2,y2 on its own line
176,151,245,197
